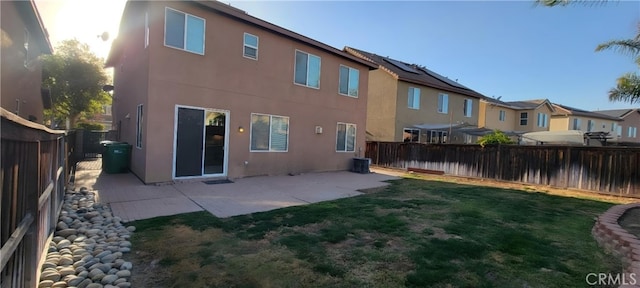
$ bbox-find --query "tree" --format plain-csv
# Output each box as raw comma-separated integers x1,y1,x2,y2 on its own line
478,130,515,147
595,27,640,104
42,39,110,128
537,0,640,104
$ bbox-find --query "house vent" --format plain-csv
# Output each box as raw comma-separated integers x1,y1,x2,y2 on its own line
315,126,323,134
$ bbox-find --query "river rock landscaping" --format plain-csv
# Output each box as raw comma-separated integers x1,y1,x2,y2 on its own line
38,187,135,288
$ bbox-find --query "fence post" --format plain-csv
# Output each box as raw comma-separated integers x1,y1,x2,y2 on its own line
564,146,571,189
495,144,501,180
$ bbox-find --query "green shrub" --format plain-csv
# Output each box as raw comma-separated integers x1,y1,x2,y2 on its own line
477,130,515,147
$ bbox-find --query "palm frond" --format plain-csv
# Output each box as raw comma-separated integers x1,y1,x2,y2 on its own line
535,0,608,6
608,72,640,104
595,39,640,56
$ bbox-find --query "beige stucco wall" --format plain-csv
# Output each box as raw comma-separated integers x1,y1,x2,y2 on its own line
393,82,479,142
110,1,150,181
551,115,621,137
514,104,554,132
1,1,45,122
113,1,370,183
479,101,517,132
365,69,398,141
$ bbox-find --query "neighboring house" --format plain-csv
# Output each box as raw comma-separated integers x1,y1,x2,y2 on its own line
344,47,485,144
479,98,525,134
105,0,376,184
1,0,53,122
595,108,640,144
503,99,556,133
549,104,622,141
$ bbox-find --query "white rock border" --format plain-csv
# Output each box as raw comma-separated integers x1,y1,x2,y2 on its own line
38,187,135,288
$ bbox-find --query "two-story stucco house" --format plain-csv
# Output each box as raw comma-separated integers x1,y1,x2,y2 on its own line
593,108,640,145
1,0,53,122
344,47,485,144
549,103,621,136
499,99,555,133
105,0,376,184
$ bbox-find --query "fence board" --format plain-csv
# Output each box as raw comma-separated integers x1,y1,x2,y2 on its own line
1,108,71,288
366,142,640,197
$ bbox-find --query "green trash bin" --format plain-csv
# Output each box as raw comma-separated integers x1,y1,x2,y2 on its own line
103,142,132,174
100,141,118,169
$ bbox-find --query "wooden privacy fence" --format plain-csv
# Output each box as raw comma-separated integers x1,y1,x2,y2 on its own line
1,109,69,288
366,142,640,197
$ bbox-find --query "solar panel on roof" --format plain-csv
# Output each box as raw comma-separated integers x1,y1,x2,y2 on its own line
383,58,420,74
417,67,471,90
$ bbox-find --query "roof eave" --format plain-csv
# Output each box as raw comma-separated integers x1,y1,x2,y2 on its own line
398,77,484,99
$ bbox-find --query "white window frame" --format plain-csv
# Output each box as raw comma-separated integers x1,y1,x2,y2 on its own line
572,118,581,130
499,110,506,122
403,128,420,143
629,127,638,138
336,122,356,152
463,99,473,118
164,7,206,55
23,28,30,68
616,125,623,137
293,49,321,89
537,113,548,128
338,65,359,97
243,32,258,60
408,87,420,110
144,12,149,48
611,122,616,132
136,104,143,149
249,113,289,152
587,120,595,132
437,93,449,114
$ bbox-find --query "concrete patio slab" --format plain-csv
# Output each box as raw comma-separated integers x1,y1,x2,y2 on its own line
72,158,402,221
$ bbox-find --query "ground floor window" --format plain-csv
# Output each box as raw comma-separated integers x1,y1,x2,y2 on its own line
250,113,289,152
427,130,447,144
336,122,356,152
403,128,420,142
136,104,143,148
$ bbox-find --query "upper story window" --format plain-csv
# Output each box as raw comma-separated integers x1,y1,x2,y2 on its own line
23,28,30,68
339,65,359,97
294,50,320,88
629,126,637,138
537,113,548,128
611,122,617,132
408,87,420,109
144,12,149,48
499,110,506,122
437,93,448,114
463,99,473,117
164,7,205,55
520,112,528,126
243,33,258,59
587,120,595,132
572,118,581,130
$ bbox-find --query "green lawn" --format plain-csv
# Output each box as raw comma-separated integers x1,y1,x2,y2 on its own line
129,177,623,288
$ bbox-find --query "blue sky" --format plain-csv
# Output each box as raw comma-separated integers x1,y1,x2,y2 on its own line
228,1,639,111
36,0,639,111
